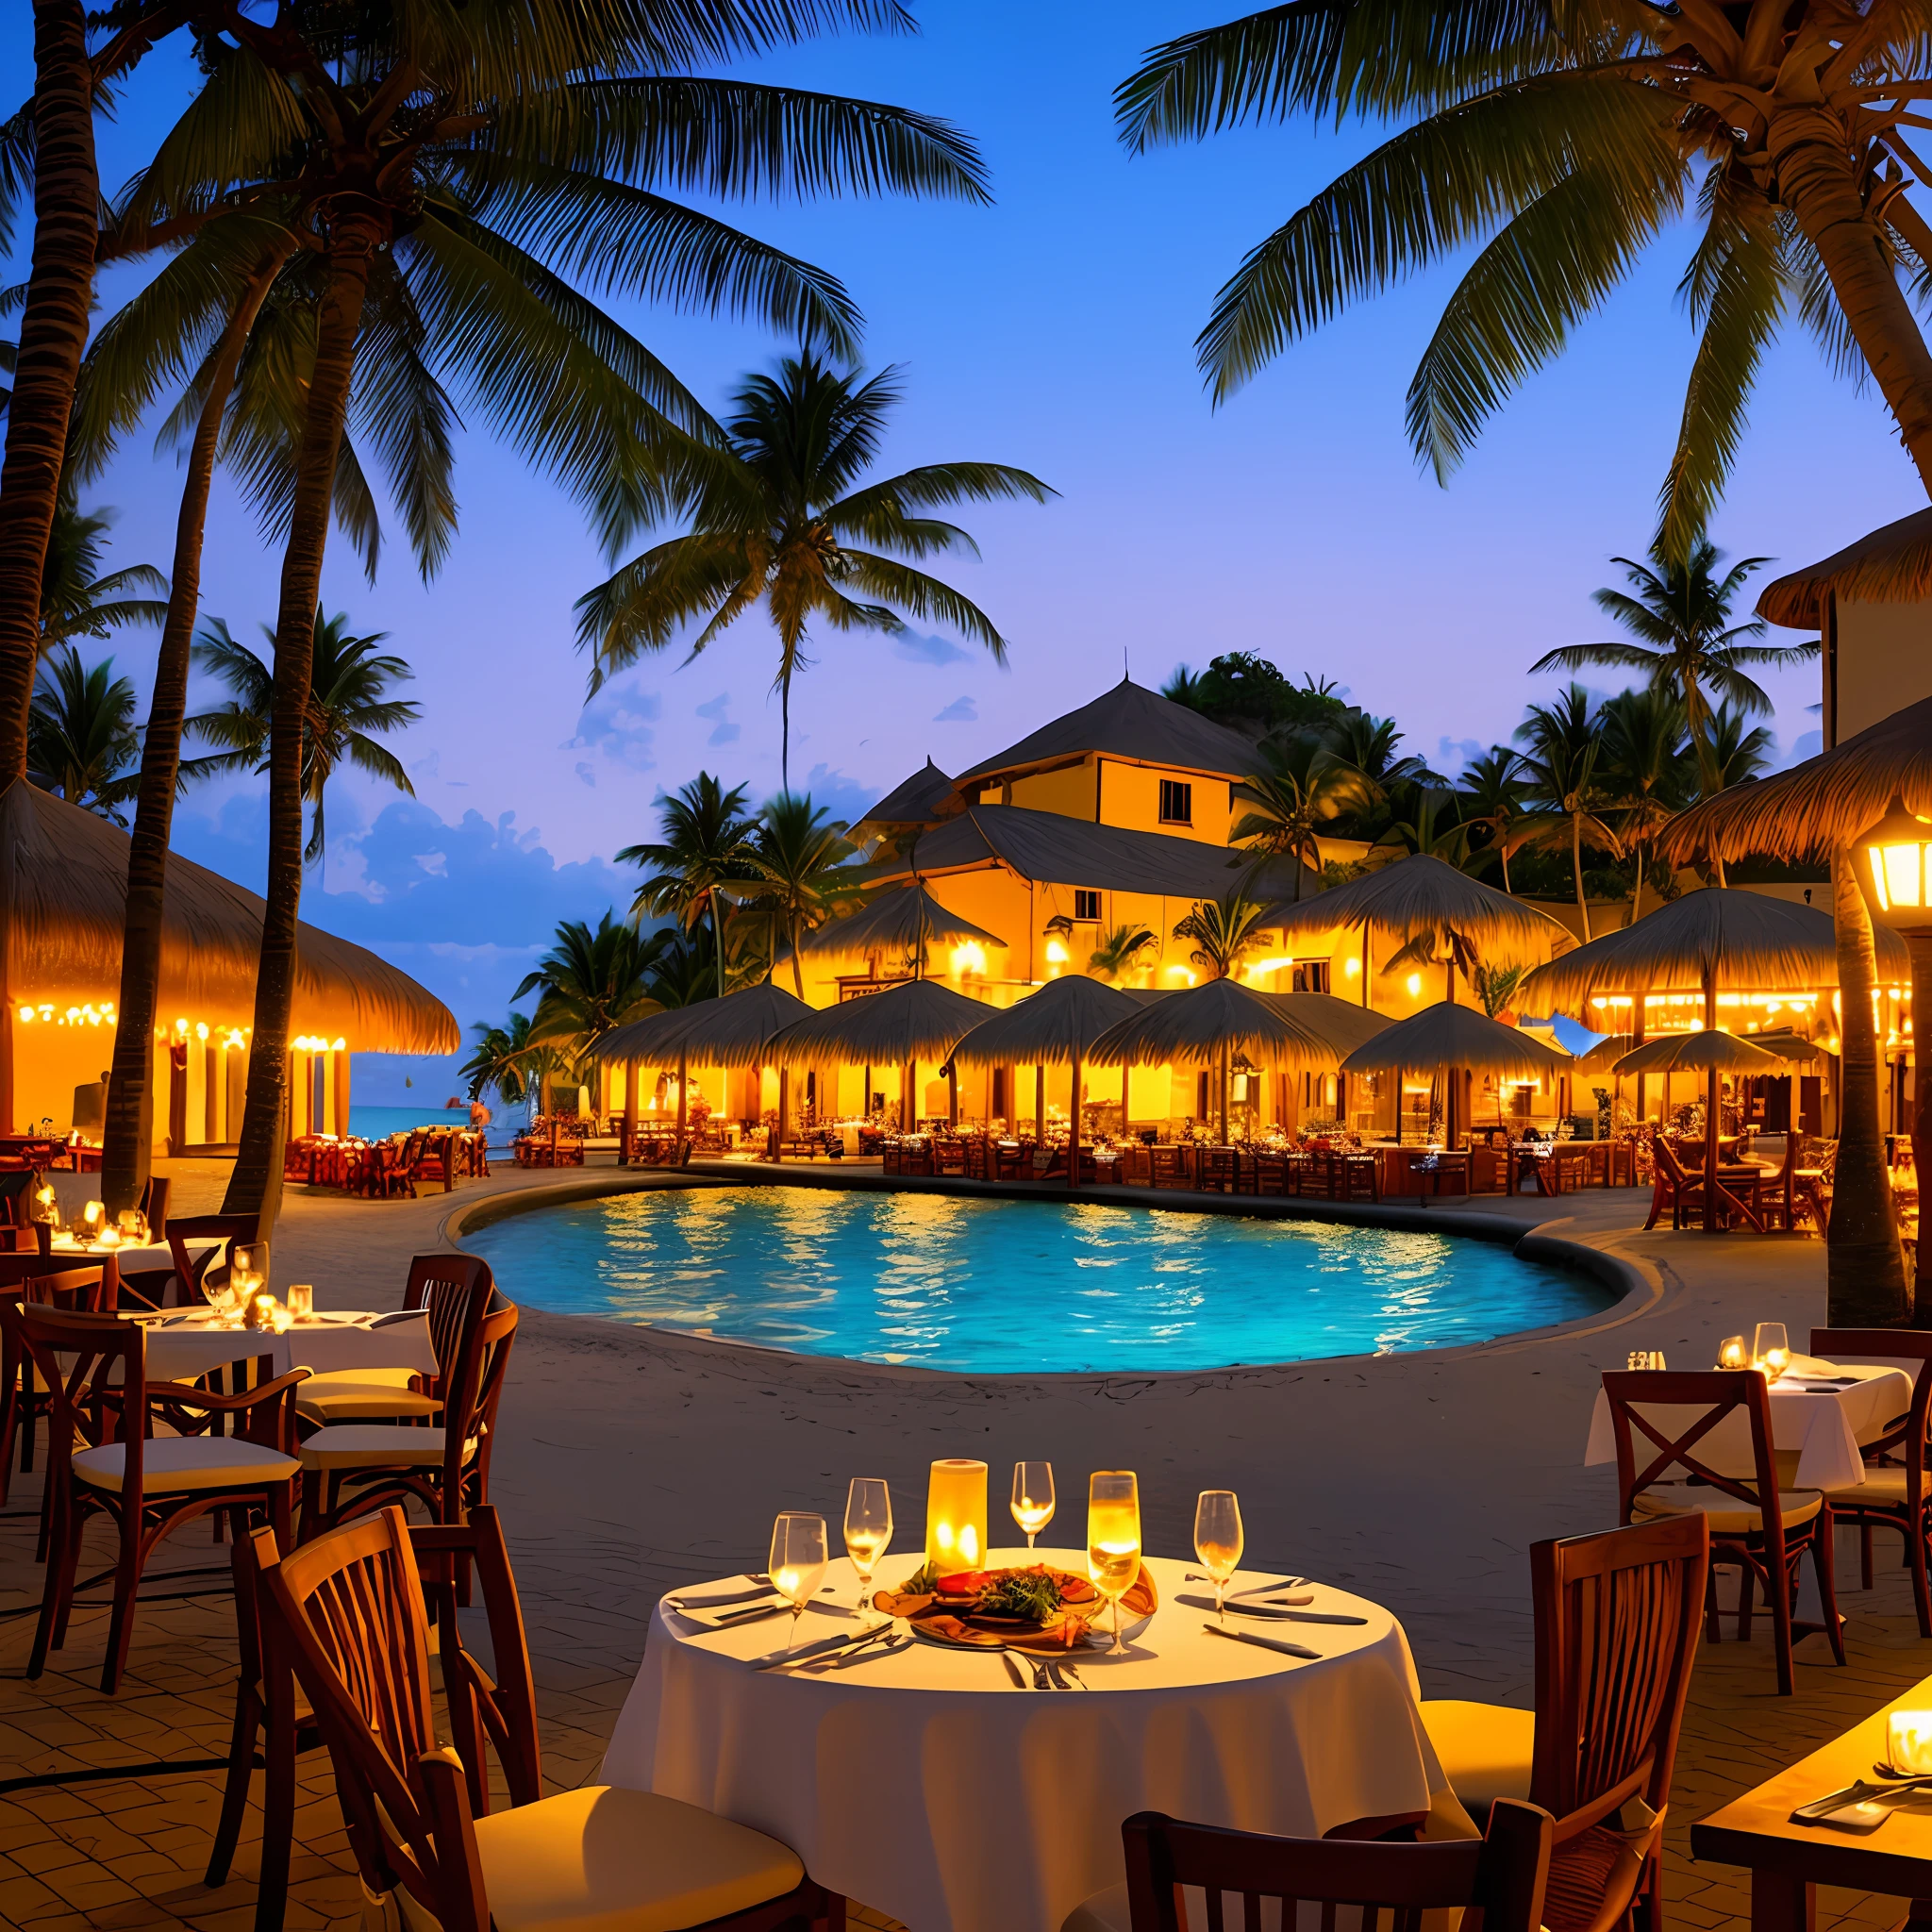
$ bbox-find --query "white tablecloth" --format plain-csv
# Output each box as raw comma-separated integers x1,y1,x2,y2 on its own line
600,1548,1449,1932
46,1235,219,1273
1583,1360,1914,1491
132,1309,436,1384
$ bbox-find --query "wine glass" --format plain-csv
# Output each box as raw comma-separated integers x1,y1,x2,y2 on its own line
1753,1321,1790,1381
1087,1471,1141,1657
768,1512,829,1650
843,1479,891,1623
1193,1491,1244,1624
1010,1463,1055,1549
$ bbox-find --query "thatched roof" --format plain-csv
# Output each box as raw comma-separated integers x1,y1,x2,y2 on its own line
1339,1002,1571,1078
1570,1033,1637,1074
1613,1029,1793,1076
1518,888,1907,1014
0,780,455,1050
857,758,954,830
767,976,992,1064
1266,854,1569,952
1750,1026,1824,1061
1274,991,1393,1058
1086,978,1347,1071
946,974,1142,1070
1757,509,1932,627
1661,699,1932,863
591,981,812,1069
803,881,1006,958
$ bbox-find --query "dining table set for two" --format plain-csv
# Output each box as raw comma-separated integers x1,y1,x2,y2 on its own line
602,1456,1454,1932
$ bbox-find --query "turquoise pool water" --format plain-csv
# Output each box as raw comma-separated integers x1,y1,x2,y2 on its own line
467,1188,1608,1373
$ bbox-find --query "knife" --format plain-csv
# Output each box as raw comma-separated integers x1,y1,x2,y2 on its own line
1203,1622,1321,1661
748,1625,887,1671
1177,1593,1365,1625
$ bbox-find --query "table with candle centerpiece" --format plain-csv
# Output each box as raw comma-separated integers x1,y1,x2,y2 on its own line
599,1459,1462,1932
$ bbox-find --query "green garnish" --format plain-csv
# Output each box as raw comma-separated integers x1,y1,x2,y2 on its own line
899,1561,941,1596
979,1569,1064,1622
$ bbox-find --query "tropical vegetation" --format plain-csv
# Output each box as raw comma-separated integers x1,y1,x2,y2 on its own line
27,648,142,822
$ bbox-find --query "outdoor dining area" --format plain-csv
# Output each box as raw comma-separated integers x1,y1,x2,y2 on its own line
284,1124,490,1196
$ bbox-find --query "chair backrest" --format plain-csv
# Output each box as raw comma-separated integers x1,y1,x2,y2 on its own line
401,1254,494,1384
1527,1517,1708,1828
1652,1140,1692,1189
1600,1369,1783,1527
1808,1328,1932,1471
1120,1798,1554,1932
0,1256,109,1306
167,1213,261,1303
5,1301,146,1481
448,1302,519,1499
139,1174,170,1241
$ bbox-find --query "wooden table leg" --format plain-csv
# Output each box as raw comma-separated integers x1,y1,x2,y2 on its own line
1752,1872,1813,1932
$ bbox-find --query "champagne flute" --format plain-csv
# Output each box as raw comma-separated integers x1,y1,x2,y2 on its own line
1193,1491,1244,1624
1087,1471,1141,1657
1010,1463,1055,1549
768,1513,829,1651
844,1479,892,1623
1753,1321,1790,1381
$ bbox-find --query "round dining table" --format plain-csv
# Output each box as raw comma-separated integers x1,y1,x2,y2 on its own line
599,1547,1456,1932
128,1307,438,1383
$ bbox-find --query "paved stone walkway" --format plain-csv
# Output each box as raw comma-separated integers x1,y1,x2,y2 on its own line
0,1158,1925,1929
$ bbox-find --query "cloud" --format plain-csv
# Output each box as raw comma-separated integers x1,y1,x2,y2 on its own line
796,762,883,828
1783,729,1824,767
694,691,741,746
566,678,661,775
934,695,977,723
1434,735,1483,774
892,629,969,668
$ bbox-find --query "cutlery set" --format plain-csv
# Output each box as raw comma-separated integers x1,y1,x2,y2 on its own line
1000,1651,1085,1690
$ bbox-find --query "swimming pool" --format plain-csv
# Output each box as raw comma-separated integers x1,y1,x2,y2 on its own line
467,1186,1610,1374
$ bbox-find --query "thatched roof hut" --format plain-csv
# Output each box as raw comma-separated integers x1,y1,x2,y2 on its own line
592,982,812,1070
1613,1030,1792,1077
946,974,1141,1070
768,977,992,1065
1339,1003,1570,1080
1267,854,1568,953
1274,991,1393,1058
0,781,455,1048
1086,979,1348,1071
1757,509,1932,625
802,881,1007,959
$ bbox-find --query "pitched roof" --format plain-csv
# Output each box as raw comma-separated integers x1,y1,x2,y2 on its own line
955,677,1261,788
1758,508,1932,627
858,758,954,828
857,803,1312,901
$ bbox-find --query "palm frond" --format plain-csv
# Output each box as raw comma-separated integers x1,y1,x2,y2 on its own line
838,551,1008,658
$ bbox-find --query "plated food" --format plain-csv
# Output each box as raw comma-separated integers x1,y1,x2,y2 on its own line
874,1561,1158,1653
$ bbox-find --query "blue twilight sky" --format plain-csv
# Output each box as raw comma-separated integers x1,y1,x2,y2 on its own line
5,5,1924,1097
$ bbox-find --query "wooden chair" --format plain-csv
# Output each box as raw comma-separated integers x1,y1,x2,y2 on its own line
298,1292,516,1542
6,1300,304,1692
1148,1145,1185,1190
1421,1517,1707,1932
1059,1797,1555,1932
1253,1151,1288,1196
0,1262,108,1504
410,1133,458,1192
1641,1139,1706,1231
208,1505,543,1932
1337,1153,1379,1203
1794,1136,1837,1234
258,1506,841,1932
1809,1326,1932,1634
1600,1369,1842,1694
163,1213,262,1307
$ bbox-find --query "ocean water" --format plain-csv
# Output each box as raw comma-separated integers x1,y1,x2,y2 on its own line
466,1187,1610,1374
347,1104,509,1147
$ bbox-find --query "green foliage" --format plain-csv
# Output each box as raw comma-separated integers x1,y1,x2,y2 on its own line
740,791,863,993
1173,891,1270,978
461,1010,565,1108
1164,652,1345,737
27,648,142,822
1471,961,1525,1019
38,487,168,658
620,774,761,999
1089,924,1159,981
512,914,671,1093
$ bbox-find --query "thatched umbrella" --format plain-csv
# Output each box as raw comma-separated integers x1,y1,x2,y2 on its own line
1088,979,1347,1143
1341,1003,1569,1146
1266,854,1569,1005
770,977,991,1133
592,982,811,1149
946,975,1141,1181
802,881,1006,970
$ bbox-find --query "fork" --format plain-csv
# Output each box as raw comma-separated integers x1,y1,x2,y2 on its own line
1031,1656,1055,1690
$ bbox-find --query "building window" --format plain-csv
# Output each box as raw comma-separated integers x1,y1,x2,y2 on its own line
1291,961,1329,994
1158,779,1193,824
1073,889,1101,922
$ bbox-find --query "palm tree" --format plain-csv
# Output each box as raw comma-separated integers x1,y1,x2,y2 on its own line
1530,541,1816,795
38,490,168,659
1471,962,1526,1021
183,612,421,867
1703,702,1775,793
741,793,861,997
1090,924,1158,983
1173,891,1269,979
461,1011,559,1112
26,647,141,822
620,774,759,1001
1514,686,1624,942
1115,8,1932,558
513,915,668,1114
576,352,1055,785
1457,747,1529,894
1373,782,1472,868
1330,712,1437,795
1229,732,1374,897
1598,688,1692,922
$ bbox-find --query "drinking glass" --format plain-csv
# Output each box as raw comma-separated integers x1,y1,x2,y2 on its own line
843,1479,891,1622
1087,1471,1142,1657
286,1283,314,1322
768,1513,829,1650
1753,1322,1790,1381
1010,1463,1056,1548
1718,1334,1748,1370
1193,1491,1244,1623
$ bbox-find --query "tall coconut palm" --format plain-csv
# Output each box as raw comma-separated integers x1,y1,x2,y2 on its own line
1090,923,1158,983
1703,701,1775,793
183,611,421,866
462,1011,553,1110
26,647,141,821
1115,6,1932,558
1173,891,1270,979
1230,731,1374,897
575,352,1055,785
1530,540,1816,794
620,774,760,1001
513,914,667,1112
741,792,861,996
1514,685,1624,941
1330,711,1437,794
38,490,168,658
1457,746,1529,893
1598,687,1692,922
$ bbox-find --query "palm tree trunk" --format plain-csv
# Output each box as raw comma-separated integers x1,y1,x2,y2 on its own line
224,214,386,1223
715,896,727,999
1572,812,1591,942
103,247,289,1213
0,0,98,779
791,915,805,998
1499,837,1511,896
1828,851,1908,1324
1774,108,1932,495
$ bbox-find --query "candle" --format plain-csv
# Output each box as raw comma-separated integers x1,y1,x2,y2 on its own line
286,1283,314,1321
1890,1711,1932,1774
924,1458,989,1573
82,1200,104,1232
1719,1336,1748,1371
